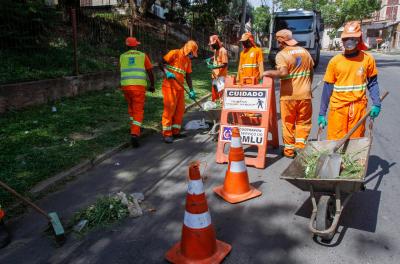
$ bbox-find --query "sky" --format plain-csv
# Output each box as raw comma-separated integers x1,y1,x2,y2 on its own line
248,0,272,8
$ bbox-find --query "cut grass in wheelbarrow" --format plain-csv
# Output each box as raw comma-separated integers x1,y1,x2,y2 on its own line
299,149,366,179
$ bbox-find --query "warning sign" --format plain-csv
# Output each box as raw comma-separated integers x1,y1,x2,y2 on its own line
223,88,268,111
220,126,265,145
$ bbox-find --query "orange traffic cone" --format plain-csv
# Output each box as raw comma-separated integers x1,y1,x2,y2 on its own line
214,127,262,203
165,162,232,263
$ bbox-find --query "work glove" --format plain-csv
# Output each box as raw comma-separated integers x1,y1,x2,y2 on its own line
148,84,155,93
205,57,213,65
370,105,381,119
189,90,196,100
165,71,176,79
207,64,218,70
318,115,328,129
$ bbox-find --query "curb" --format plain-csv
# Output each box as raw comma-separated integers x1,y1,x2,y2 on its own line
28,93,212,197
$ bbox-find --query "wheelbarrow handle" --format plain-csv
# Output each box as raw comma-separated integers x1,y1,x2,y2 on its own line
333,91,388,152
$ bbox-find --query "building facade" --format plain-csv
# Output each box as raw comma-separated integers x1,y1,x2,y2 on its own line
366,0,400,50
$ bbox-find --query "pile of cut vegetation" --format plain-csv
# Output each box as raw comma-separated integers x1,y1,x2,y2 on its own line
299,149,365,179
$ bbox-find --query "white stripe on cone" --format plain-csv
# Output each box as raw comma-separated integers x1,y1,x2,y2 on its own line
184,211,212,229
231,136,242,148
230,160,246,173
187,179,204,195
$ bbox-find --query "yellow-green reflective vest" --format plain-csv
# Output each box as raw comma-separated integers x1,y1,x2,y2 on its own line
120,50,147,86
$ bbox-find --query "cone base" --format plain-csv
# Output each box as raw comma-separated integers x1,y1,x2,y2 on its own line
213,185,262,204
165,239,232,264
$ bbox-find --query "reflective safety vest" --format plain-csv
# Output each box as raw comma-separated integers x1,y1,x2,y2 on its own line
120,50,147,86
280,71,311,80
166,64,186,75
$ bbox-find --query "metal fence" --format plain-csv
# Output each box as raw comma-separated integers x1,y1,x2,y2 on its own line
0,4,218,85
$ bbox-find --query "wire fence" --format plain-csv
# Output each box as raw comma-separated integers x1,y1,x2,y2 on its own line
0,4,221,85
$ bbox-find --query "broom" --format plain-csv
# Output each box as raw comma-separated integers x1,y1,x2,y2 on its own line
0,180,65,241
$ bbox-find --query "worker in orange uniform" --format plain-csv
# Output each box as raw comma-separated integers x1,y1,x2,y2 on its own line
159,40,198,143
0,205,11,248
237,32,264,84
263,29,314,158
206,35,228,102
120,37,155,148
318,21,381,140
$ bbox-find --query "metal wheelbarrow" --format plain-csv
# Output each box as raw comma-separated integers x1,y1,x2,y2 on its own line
280,125,373,241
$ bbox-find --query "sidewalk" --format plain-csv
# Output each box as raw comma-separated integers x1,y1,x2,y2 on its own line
0,112,226,263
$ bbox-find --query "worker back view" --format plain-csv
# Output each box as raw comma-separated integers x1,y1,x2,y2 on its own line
263,29,314,158
120,37,155,148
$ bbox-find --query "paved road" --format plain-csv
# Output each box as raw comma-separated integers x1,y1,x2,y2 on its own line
1,52,399,264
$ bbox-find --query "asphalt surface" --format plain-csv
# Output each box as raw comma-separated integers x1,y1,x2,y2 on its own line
1,51,399,264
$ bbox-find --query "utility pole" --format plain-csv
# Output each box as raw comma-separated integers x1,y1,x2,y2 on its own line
240,0,247,37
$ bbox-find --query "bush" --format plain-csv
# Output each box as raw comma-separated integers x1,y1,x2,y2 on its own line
0,0,61,49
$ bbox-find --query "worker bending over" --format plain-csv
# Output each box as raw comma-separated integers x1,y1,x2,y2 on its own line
160,41,198,143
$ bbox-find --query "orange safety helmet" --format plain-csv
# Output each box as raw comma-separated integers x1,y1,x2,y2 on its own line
209,35,222,47
239,32,256,47
276,29,298,46
182,40,198,57
126,37,140,47
341,21,368,51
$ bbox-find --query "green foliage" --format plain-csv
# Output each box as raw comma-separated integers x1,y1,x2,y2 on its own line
72,195,130,234
327,29,338,40
0,63,215,209
253,5,271,45
341,0,381,22
0,0,61,49
300,149,364,179
189,0,231,32
278,0,329,11
278,0,381,30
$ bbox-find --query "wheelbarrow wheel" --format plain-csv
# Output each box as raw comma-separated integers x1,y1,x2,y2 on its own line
316,195,335,241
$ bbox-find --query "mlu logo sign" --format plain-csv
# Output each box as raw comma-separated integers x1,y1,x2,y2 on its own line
222,127,232,141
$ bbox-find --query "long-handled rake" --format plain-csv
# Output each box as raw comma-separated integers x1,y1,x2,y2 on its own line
0,180,65,241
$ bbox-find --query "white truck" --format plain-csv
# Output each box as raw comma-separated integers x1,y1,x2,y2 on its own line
268,9,324,67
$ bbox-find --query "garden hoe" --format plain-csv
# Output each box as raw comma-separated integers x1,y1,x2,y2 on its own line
173,78,219,128
0,180,65,242
316,91,388,179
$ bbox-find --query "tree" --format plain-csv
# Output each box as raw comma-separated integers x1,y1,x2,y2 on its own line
253,5,271,46
278,0,329,11
277,0,381,30
340,0,381,22
139,0,157,16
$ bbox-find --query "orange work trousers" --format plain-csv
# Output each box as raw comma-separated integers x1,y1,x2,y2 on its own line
162,85,185,137
123,90,145,136
281,99,312,157
327,100,367,140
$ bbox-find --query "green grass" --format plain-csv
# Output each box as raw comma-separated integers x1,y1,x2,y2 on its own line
0,63,215,208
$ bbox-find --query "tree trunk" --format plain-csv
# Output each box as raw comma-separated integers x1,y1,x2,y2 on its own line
139,0,156,17
128,0,139,19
